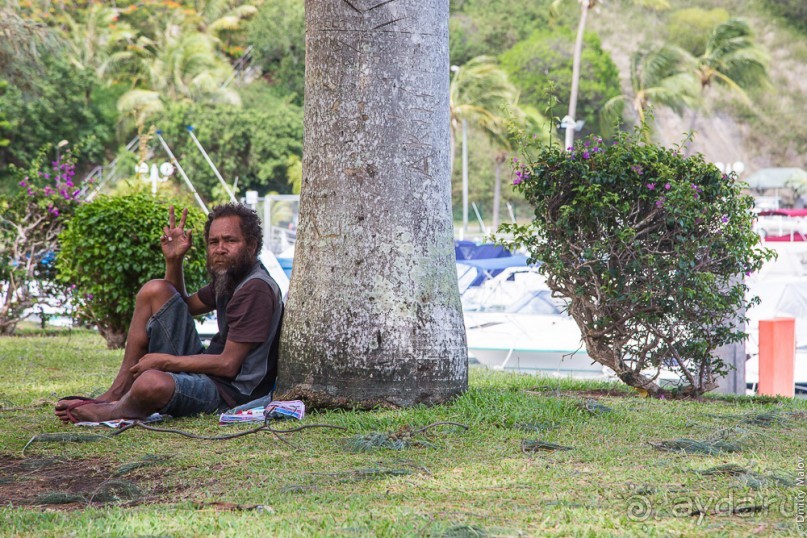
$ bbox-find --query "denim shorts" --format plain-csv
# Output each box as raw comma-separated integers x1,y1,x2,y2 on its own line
145,294,225,417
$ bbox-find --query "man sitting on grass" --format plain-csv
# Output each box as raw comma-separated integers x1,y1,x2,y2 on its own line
55,203,283,423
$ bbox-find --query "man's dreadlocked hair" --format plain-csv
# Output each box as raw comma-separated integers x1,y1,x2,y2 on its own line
204,203,263,254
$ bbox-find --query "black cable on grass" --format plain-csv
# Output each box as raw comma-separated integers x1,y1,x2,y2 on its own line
413,422,469,434
109,421,347,441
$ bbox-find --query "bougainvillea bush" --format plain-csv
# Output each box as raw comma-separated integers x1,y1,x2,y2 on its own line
499,127,774,397
0,148,86,334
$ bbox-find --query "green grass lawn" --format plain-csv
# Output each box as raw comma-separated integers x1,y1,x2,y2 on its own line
1,332,805,537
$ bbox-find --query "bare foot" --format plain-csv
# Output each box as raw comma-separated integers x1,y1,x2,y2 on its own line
55,401,125,423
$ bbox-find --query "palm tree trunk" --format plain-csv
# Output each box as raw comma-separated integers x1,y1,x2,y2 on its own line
565,0,591,149
492,154,504,229
277,0,468,408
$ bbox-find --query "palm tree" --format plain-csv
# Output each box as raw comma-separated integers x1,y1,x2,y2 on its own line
601,43,699,128
449,56,525,233
553,0,670,148
0,8,62,89
59,4,135,84
685,18,769,132
190,0,258,57
278,1,466,408
117,20,240,130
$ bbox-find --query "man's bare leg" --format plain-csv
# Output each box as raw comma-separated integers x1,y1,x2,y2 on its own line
55,370,175,423
55,280,178,407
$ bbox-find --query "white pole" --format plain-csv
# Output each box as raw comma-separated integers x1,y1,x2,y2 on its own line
155,131,209,215
186,126,237,202
565,0,590,150
462,118,469,238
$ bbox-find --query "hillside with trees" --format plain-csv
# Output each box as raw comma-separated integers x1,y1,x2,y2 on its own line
0,0,804,215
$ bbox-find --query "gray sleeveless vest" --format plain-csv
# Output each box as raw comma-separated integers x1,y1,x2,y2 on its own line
207,262,283,404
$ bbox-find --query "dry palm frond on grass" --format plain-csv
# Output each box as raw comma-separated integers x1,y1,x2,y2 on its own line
521,440,573,453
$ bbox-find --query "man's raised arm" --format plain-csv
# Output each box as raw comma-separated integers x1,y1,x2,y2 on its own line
161,206,209,315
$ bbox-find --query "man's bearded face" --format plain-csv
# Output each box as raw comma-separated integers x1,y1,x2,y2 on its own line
205,215,256,298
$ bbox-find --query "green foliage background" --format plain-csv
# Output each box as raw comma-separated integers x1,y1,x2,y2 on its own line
155,100,303,199
0,0,804,221
763,0,807,32
500,28,621,139
56,194,208,348
0,57,115,193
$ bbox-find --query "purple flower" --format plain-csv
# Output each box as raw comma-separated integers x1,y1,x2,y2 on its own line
597,138,603,145
646,183,655,190
583,151,591,160
19,180,27,187
513,157,519,163
86,293,94,300
27,188,33,196
721,215,729,223
584,141,590,147
43,173,50,179
567,146,573,151
655,197,665,209
44,186,53,195
631,165,643,175
664,183,671,190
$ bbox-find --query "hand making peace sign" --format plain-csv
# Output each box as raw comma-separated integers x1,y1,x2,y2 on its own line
161,206,193,261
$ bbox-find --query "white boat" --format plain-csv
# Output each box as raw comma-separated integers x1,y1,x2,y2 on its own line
464,289,610,379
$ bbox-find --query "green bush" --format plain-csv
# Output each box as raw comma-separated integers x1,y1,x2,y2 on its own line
499,126,774,397
56,194,208,348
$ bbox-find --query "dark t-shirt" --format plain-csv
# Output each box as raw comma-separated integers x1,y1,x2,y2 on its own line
197,280,276,343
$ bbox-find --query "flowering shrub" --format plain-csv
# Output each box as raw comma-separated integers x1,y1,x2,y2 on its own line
56,194,207,348
499,127,774,397
0,147,87,334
